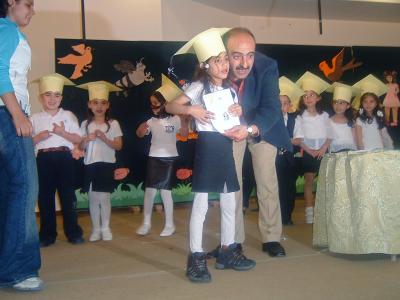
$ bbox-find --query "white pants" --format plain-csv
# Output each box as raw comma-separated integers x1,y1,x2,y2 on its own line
189,192,236,253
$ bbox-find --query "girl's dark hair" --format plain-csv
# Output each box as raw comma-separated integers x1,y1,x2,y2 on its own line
358,92,385,129
384,70,398,83
151,91,171,118
298,94,324,115
344,106,356,127
0,0,12,18
86,103,112,134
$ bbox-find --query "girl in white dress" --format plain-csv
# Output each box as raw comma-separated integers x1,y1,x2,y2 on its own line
328,83,357,153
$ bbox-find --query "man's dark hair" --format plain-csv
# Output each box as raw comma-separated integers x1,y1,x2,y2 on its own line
222,27,256,47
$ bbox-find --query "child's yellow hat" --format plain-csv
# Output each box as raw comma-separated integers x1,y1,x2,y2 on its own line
76,81,122,101
352,74,388,97
327,82,358,103
36,73,75,94
174,28,230,63
295,71,330,95
279,76,303,111
156,74,182,102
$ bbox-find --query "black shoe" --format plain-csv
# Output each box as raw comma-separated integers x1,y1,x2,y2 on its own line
206,245,220,259
262,242,286,257
69,237,85,245
40,240,55,248
186,252,212,283
207,243,243,259
215,243,256,271
283,219,294,226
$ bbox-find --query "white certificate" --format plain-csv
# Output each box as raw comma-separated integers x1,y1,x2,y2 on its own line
202,88,240,133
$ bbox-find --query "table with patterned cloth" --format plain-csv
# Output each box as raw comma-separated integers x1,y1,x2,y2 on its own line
313,150,400,258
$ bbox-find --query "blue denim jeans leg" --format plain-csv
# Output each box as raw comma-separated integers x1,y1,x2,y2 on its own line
0,107,41,287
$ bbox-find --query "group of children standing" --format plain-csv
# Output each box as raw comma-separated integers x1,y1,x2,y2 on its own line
276,71,393,225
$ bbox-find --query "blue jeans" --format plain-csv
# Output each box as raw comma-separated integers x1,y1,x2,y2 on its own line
0,107,41,287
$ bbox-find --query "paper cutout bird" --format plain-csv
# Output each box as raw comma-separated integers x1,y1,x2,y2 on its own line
57,44,93,80
319,48,363,82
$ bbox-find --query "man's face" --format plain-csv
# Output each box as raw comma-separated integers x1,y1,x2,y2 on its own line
226,33,256,81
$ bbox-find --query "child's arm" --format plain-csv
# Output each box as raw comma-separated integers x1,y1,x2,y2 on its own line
32,130,51,145
355,124,364,150
79,133,96,150
136,121,149,138
53,122,82,144
166,93,214,125
95,131,123,151
299,141,317,158
178,115,190,138
316,139,332,159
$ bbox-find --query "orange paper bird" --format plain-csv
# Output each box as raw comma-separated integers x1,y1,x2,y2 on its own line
319,48,363,82
57,44,93,80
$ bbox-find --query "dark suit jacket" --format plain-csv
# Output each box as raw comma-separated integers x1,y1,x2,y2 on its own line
242,52,292,151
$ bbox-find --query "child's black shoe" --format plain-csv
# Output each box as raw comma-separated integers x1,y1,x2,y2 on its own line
215,243,256,271
186,252,211,283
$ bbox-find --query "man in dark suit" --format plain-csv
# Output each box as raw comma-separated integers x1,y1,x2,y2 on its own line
223,28,292,257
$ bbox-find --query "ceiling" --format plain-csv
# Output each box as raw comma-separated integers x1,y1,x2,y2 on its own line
193,0,400,23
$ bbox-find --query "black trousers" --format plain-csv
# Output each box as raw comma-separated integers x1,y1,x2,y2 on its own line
37,151,83,242
275,151,299,224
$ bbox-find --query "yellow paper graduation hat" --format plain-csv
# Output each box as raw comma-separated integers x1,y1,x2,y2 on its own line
326,82,358,103
279,76,303,111
295,71,330,95
174,28,230,63
352,74,388,97
156,74,182,102
76,81,122,101
34,73,75,94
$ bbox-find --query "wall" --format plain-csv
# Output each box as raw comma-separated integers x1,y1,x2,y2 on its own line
23,0,400,113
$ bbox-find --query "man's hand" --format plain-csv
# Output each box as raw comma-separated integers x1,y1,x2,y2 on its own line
224,125,248,142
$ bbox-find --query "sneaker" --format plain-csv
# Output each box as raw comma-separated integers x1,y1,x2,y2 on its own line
160,225,175,237
69,237,85,245
305,207,314,224
136,223,151,236
186,252,212,283
215,243,256,271
101,228,113,241
89,230,101,242
207,243,243,259
13,277,44,291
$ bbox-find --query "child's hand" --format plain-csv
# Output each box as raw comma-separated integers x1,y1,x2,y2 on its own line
316,145,328,160
86,133,96,142
228,103,242,117
137,122,149,137
95,129,107,141
189,105,214,124
37,130,51,141
71,146,85,160
52,121,65,136
114,168,130,180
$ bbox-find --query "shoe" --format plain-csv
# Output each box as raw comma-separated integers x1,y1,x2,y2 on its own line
215,243,256,271
89,230,101,242
262,242,286,257
207,243,243,259
69,237,85,245
136,223,151,236
13,277,44,291
101,228,113,241
160,225,175,237
283,219,294,226
305,207,314,224
186,252,211,283
40,240,55,248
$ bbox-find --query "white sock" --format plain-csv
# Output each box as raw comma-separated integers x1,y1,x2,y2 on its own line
143,188,157,225
220,192,236,247
99,192,111,230
160,189,174,228
89,185,101,233
189,193,208,253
